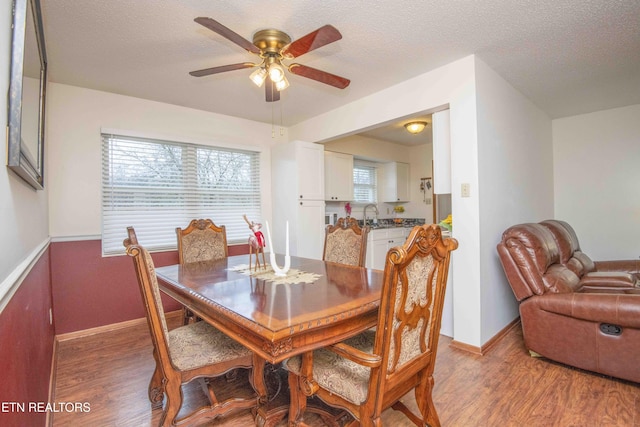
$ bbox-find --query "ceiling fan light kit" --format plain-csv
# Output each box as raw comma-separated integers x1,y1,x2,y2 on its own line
405,121,428,134
267,61,286,83
249,67,267,87
275,76,290,91
190,18,350,102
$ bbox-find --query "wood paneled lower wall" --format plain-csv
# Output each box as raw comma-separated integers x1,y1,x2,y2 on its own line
0,247,54,427
49,240,249,334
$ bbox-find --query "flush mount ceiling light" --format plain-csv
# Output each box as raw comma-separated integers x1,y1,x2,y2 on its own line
404,121,428,134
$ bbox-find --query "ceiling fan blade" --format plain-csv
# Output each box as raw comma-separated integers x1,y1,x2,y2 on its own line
288,64,350,89
265,77,280,102
194,17,260,54
189,62,255,77
281,25,342,59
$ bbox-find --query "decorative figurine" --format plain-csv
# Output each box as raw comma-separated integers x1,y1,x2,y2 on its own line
243,214,267,271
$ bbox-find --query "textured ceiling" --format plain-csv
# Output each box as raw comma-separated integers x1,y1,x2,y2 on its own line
42,0,640,144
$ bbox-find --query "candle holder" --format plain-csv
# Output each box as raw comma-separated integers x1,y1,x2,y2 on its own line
265,220,291,276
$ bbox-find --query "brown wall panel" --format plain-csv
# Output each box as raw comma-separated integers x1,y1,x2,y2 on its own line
0,248,54,427
50,240,249,334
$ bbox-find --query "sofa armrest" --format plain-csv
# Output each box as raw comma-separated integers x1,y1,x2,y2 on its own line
526,293,640,328
594,259,640,274
579,271,638,289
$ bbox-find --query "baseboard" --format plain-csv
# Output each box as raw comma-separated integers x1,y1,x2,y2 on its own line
450,317,521,356
449,339,483,355
55,309,183,342
45,338,59,427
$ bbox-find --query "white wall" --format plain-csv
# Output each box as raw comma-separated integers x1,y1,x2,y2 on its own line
0,1,49,307
290,55,554,348
553,104,640,260
474,59,554,343
291,56,486,346
47,83,278,240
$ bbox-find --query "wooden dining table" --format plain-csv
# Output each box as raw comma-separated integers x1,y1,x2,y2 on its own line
154,254,384,426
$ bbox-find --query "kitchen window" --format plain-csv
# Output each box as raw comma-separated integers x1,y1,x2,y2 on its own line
101,133,261,255
353,160,377,203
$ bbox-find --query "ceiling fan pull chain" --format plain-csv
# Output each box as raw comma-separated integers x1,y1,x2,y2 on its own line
280,96,284,136
271,93,275,138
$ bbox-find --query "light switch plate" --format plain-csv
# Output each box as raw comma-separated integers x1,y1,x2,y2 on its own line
461,183,471,197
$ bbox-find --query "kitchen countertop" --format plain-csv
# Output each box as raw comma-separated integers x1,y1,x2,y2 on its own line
358,218,425,230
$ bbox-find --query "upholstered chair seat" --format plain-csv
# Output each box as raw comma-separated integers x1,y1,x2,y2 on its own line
167,321,252,371
285,331,375,405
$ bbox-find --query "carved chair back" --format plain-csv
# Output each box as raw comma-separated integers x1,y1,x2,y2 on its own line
322,217,369,267
124,227,171,367
372,225,457,409
176,219,228,264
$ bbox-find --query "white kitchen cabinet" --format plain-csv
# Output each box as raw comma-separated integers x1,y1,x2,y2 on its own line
296,200,326,259
324,151,353,201
380,162,410,202
366,228,409,270
297,142,325,200
271,140,325,259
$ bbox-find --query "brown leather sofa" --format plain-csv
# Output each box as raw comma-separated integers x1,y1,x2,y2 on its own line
497,220,640,383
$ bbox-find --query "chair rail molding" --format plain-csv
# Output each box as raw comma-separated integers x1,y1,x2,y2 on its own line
0,238,51,312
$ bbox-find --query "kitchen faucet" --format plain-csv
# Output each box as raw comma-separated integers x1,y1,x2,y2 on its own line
363,204,379,226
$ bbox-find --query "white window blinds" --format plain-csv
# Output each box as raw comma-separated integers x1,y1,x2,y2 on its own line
101,133,261,255
353,161,377,203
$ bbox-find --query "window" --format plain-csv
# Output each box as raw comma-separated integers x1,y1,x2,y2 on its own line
101,133,261,255
353,160,377,203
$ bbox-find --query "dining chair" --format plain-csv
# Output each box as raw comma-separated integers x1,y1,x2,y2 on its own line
124,227,258,426
285,224,458,427
176,218,228,264
322,217,370,267
176,218,228,324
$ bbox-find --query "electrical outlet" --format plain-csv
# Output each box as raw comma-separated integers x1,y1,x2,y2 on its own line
425,198,432,204
461,183,471,197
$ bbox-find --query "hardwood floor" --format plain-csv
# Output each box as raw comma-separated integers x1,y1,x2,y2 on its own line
50,317,640,426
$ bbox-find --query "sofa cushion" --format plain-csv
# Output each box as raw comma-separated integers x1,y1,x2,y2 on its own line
541,220,596,275
579,271,638,288
499,223,581,296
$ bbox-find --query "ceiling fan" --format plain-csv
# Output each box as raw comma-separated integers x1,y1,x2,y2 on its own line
189,18,350,102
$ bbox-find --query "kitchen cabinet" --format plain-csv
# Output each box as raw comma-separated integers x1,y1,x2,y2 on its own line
297,142,325,200
380,162,410,202
324,151,353,201
271,140,325,259
296,200,326,259
366,227,409,270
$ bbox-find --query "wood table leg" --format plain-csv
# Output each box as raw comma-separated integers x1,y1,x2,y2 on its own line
251,361,351,427
252,360,288,427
